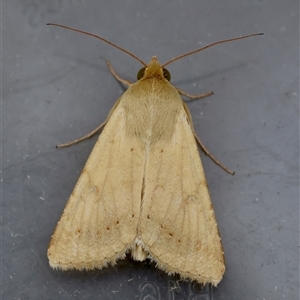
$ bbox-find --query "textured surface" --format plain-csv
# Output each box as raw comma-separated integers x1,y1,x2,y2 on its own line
2,1,299,299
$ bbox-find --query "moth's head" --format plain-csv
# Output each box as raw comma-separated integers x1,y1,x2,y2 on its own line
137,56,171,81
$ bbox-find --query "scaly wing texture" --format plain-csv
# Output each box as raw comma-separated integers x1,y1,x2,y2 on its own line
139,106,225,286
48,101,145,270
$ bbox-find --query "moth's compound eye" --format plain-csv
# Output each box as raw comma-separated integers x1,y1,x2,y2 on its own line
163,68,171,81
137,67,146,80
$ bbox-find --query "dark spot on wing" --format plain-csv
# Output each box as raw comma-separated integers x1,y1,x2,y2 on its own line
196,240,202,250
199,179,208,188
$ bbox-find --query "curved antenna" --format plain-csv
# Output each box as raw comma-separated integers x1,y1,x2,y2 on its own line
162,33,263,68
47,23,147,67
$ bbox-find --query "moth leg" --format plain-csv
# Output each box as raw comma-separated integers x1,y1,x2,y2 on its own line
193,133,235,175
104,59,132,86
182,101,234,174
177,87,213,100
56,120,107,148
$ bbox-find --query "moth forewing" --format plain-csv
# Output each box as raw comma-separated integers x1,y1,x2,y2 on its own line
135,80,225,285
47,98,146,270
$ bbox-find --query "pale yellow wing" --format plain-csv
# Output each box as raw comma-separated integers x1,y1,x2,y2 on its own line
48,100,145,270
139,105,225,286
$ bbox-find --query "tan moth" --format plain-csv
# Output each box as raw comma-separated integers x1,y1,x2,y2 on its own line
47,24,262,286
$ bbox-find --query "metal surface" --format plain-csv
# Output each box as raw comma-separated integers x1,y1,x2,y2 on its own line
3,1,299,299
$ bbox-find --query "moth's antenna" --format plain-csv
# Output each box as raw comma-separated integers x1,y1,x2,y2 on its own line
162,33,264,68
47,23,147,67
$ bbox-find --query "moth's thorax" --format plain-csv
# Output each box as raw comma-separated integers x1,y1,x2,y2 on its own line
121,65,183,144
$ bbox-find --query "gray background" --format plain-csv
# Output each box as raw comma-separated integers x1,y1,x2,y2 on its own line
2,1,299,299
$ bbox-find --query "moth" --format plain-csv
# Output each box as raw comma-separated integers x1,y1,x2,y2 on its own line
47,24,262,286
